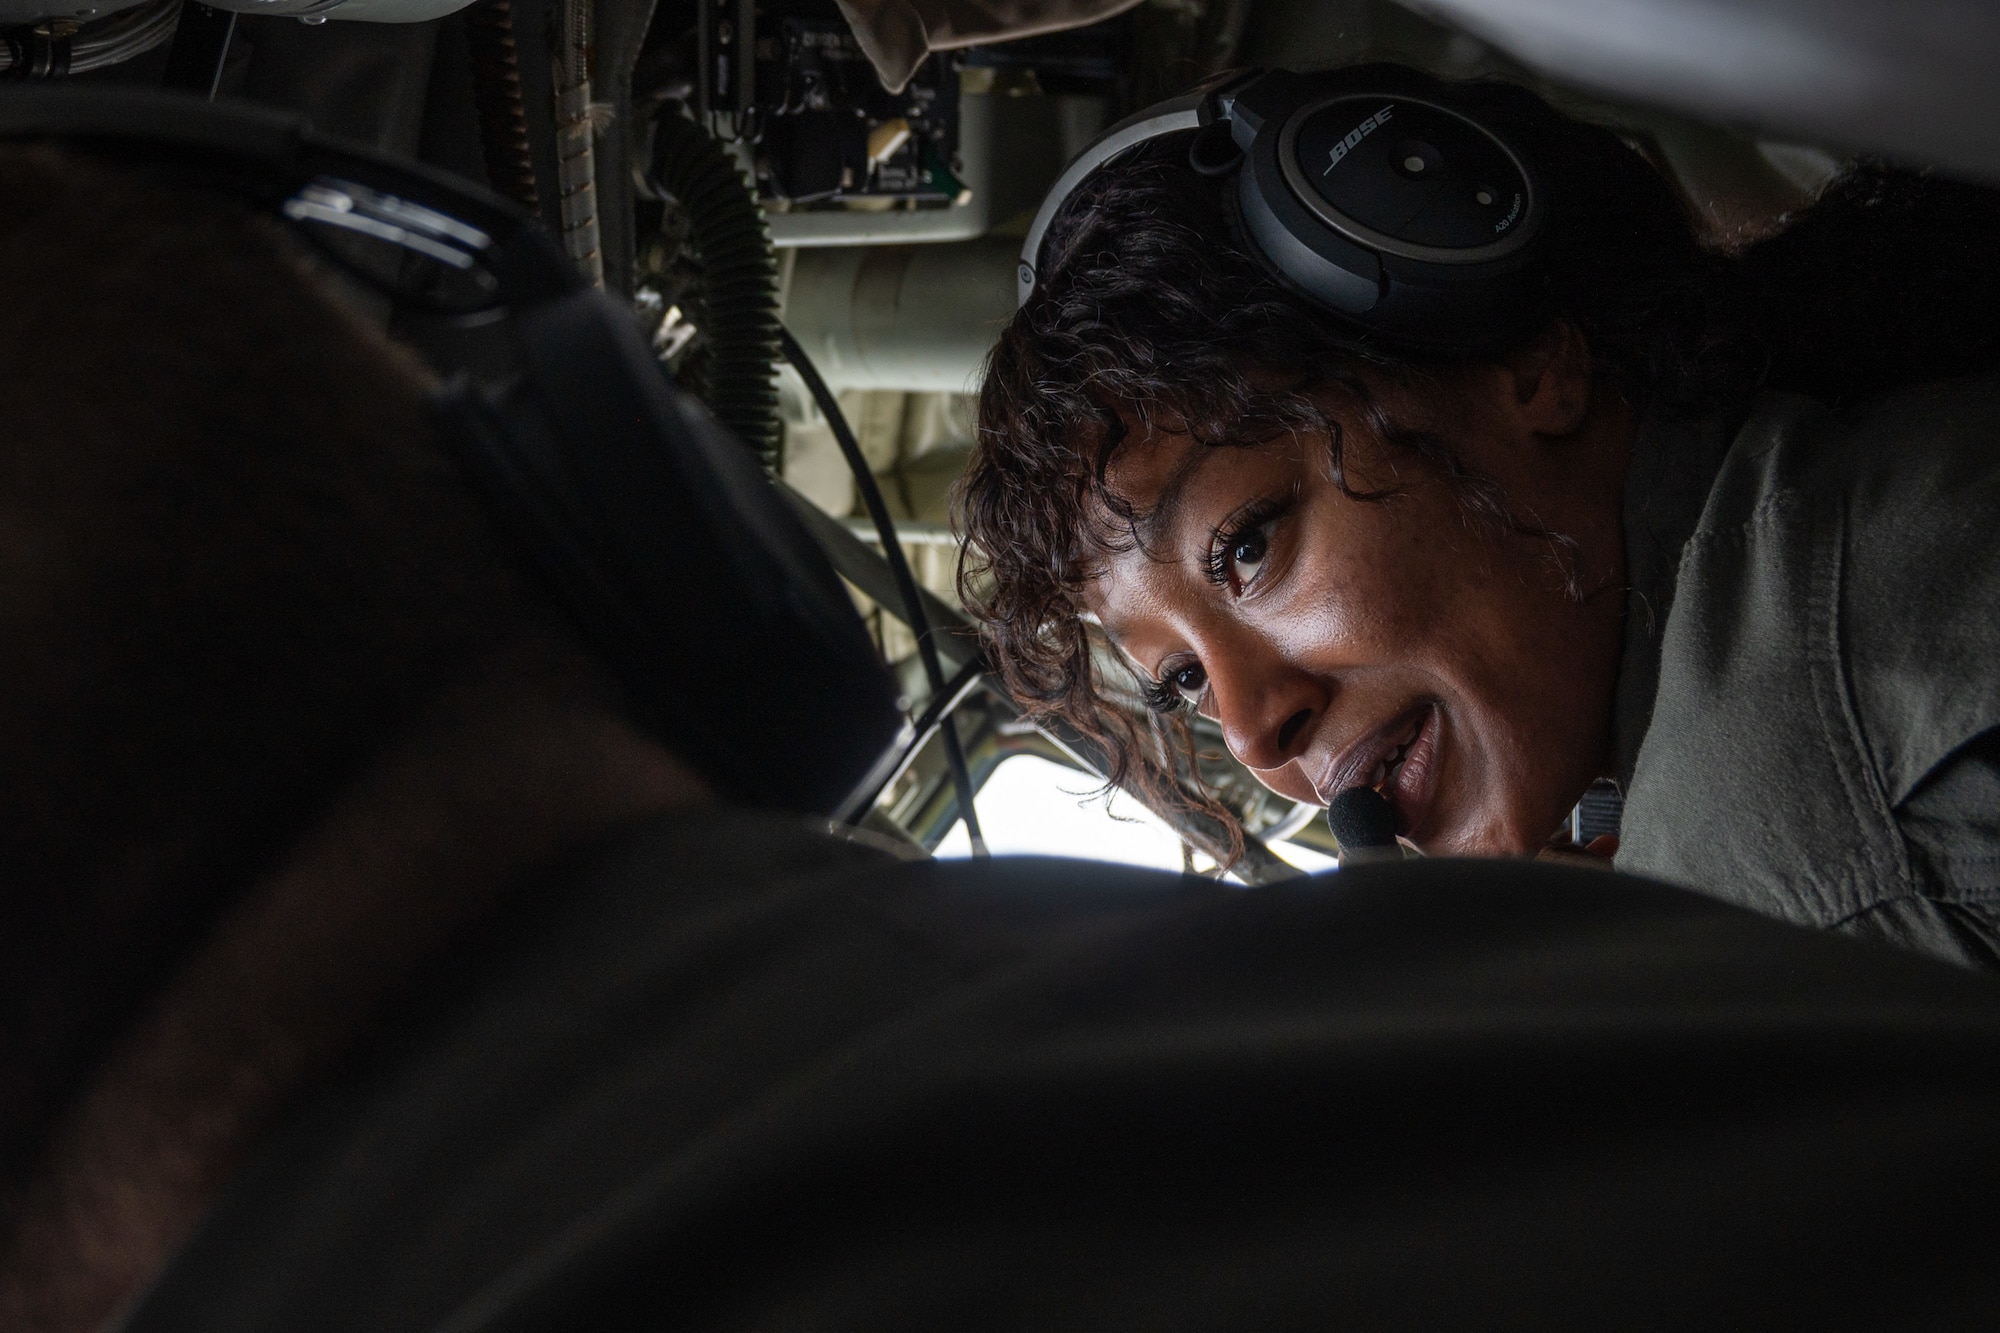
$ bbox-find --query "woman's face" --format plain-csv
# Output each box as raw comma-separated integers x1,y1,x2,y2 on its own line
1079,349,1634,856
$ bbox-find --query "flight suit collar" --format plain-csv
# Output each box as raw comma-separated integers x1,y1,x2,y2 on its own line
1611,410,1738,789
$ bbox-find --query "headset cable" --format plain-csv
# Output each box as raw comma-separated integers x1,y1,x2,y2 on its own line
778,327,989,857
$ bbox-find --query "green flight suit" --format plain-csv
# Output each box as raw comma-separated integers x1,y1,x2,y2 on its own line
1615,376,2000,967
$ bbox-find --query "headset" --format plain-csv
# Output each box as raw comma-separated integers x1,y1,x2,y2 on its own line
0,88,906,816
1019,67,1550,355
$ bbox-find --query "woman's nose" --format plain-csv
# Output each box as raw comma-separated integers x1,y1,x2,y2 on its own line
1205,648,1323,774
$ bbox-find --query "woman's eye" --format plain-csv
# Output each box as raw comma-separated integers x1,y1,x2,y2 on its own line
1207,501,1286,594
1228,529,1269,584
1168,661,1208,705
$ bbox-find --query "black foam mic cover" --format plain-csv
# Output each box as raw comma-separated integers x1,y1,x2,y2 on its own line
1326,786,1400,864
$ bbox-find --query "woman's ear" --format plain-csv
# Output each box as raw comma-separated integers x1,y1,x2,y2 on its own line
1503,320,1592,437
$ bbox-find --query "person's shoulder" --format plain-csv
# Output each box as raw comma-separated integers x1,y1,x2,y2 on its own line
1713,373,2000,518
1620,374,2000,926
1836,376,2000,805
1721,374,2000,806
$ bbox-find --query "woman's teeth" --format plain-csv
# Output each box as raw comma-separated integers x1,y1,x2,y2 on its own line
1368,721,1423,790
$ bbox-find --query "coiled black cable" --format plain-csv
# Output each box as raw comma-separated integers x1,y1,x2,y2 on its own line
780,327,988,857
652,113,783,469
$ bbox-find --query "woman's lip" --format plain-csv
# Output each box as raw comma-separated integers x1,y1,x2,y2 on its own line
1313,703,1433,806
1380,704,1443,840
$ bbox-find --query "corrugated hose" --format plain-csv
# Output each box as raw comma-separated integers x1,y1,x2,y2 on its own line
462,0,539,211
650,110,782,469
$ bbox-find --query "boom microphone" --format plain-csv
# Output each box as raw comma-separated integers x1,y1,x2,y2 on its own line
1326,787,1403,865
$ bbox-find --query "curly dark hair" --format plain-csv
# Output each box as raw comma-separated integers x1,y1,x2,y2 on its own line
956,64,2000,851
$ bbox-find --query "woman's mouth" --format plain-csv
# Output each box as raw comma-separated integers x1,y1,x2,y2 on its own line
1377,704,1443,839
1369,726,1420,788
1317,703,1445,841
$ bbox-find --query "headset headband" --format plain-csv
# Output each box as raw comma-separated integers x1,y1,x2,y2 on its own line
1016,89,1204,305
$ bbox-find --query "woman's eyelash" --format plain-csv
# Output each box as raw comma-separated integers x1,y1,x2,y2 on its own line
1141,494,1293,716
1203,496,1289,587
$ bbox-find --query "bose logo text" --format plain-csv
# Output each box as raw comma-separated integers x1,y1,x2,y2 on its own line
1323,105,1394,175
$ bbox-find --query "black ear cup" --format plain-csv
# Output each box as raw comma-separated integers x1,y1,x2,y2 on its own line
1024,66,1553,355
1281,96,1534,256
1222,69,1550,354
434,289,904,815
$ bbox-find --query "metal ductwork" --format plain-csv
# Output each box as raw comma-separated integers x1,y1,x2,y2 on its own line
782,235,1017,392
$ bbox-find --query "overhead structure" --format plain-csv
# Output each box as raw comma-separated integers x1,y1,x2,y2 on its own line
1400,0,2000,181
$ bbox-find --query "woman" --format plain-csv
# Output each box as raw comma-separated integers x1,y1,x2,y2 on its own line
959,65,2000,966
